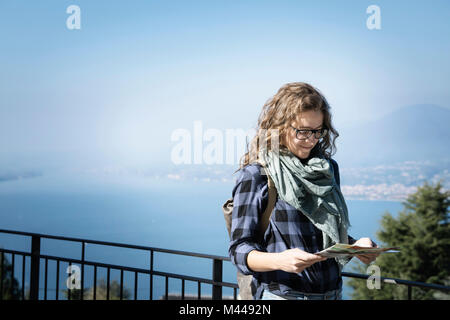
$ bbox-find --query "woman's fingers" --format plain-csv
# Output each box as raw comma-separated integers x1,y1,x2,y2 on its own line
290,251,328,272
293,249,327,263
357,253,378,264
353,237,380,264
279,248,328,273
357,255,370,264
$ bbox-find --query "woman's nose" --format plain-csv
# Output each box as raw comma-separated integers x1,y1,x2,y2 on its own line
305,136,318,144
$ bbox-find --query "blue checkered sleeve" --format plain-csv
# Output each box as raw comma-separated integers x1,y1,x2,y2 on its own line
228,165,268,276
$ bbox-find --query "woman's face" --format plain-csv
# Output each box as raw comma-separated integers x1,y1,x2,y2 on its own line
283,110,324,159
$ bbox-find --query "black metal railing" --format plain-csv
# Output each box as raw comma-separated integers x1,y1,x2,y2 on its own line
0,229,449,300
0,229,237,300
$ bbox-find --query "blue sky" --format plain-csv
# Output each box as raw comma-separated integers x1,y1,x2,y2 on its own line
0,0,449,172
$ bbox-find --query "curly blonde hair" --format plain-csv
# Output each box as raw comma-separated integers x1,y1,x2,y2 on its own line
237,82,339,172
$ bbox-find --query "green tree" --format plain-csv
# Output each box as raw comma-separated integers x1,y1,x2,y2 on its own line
0,253,22,300
348,180,450,300
83,278,131,300
63,278,131,300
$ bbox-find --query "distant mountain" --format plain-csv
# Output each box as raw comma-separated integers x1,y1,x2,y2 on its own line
0,170,42,182
334,104,450,167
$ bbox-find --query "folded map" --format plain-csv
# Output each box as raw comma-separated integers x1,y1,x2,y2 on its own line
316,243,400,258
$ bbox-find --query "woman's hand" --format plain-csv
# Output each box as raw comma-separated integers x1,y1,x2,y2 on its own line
275,248,328,274
353,237,379,264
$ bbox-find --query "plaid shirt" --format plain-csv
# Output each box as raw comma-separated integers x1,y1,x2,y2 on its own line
228,160,356,299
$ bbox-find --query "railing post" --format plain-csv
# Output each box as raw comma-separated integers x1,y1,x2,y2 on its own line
30,235,41,300
1,252,4,300
150,250,153,300
212,259,223,300
81,241,85,301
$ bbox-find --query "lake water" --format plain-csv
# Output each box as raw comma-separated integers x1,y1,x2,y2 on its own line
0,170,404,299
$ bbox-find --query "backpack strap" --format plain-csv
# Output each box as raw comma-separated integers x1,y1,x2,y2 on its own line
223,164,277,240
258,165,277,238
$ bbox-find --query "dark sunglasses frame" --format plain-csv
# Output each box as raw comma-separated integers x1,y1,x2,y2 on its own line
290,125,328,140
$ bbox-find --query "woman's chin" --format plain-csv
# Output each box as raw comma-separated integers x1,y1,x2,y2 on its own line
294,150,310,159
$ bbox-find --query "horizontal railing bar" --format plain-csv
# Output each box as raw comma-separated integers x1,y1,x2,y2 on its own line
30,287,194,292
342,272,450,292
8,251,238,289
0,248,31,257
151,270,239,289
40,254,152,274
0,229,230,261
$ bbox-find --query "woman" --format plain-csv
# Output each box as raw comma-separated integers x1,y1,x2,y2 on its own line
228,82,378,300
